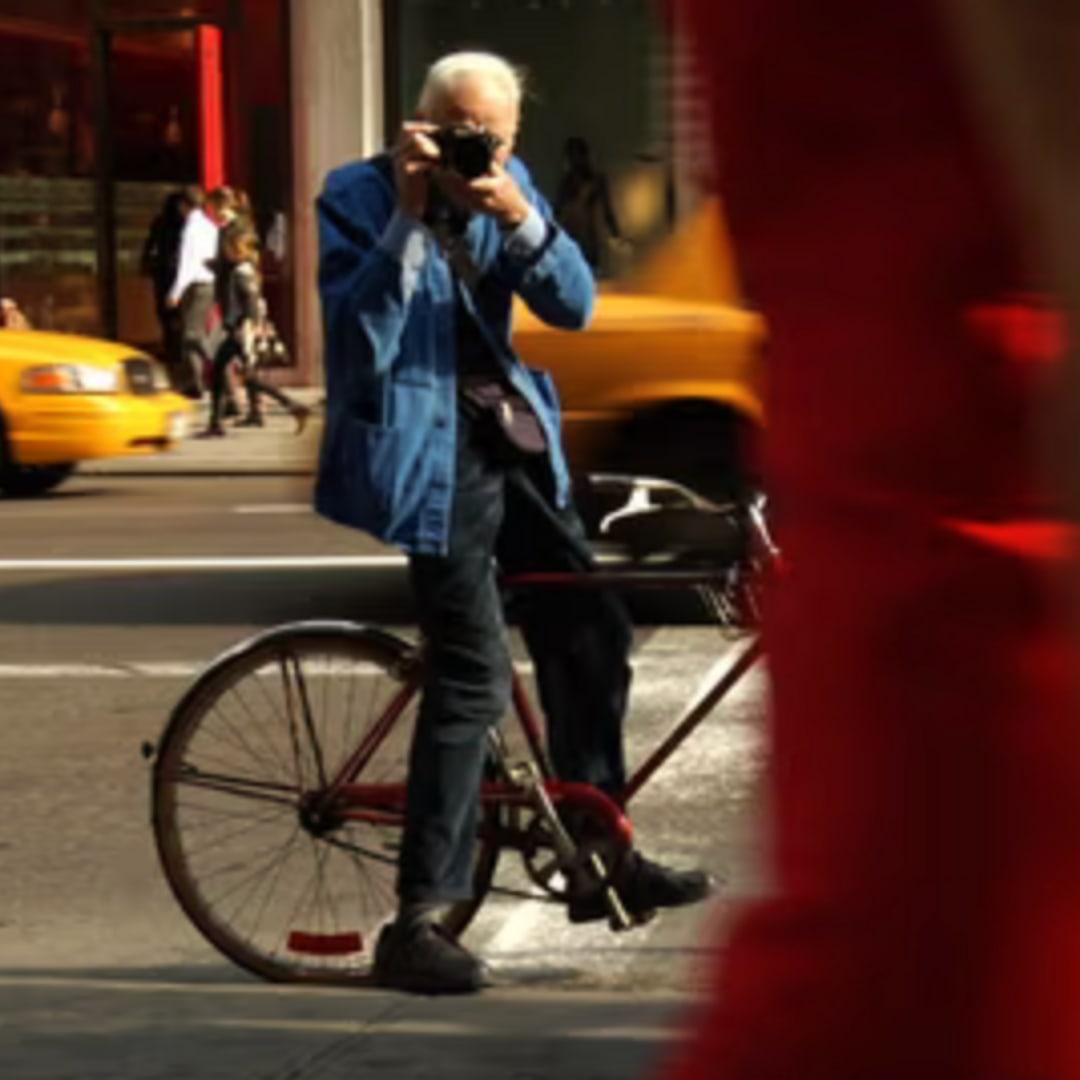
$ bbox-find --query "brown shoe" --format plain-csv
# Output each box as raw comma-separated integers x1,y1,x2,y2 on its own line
291,404,312,436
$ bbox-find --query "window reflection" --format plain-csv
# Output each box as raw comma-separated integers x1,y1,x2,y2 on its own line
0,0,292,349
99,0,228,19
0,10,96,332
111,31,198,182
0,20,92,178
395,0,676,280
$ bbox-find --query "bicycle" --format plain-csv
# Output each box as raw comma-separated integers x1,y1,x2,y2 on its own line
147,476,778,986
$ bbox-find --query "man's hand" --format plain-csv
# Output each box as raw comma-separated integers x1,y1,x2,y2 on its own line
436,162,531,229
393,122,441,221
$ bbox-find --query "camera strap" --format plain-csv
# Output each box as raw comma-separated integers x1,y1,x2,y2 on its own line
368,150,546,459
428,205,480,292
427,212,548,462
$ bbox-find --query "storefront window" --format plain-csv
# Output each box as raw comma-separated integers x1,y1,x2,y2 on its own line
109,29,199,343
0,1,88,25
0,3,98,332
230,0,293,357
0,0,290,348
394,0,676,278
99,0,232,22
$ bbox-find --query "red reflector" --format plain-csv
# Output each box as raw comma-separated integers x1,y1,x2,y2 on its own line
287,930,364,956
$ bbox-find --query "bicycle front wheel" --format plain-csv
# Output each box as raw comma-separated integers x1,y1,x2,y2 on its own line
152,622,500,984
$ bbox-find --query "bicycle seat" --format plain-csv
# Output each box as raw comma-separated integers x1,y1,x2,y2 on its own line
602,504,747,567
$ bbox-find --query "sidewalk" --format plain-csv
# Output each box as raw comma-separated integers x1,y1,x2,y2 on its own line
1,970,692,1079
83,389,325,477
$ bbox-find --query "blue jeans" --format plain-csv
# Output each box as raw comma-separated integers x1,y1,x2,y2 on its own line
399,409,633,902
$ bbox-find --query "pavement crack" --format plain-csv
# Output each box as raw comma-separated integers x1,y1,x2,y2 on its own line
260,996,412,1080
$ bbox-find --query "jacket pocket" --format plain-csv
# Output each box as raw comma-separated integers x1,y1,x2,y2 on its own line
350,416,403,523
320,412,402,529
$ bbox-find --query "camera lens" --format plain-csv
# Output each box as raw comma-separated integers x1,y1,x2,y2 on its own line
453,141,491,180
438,126,494,180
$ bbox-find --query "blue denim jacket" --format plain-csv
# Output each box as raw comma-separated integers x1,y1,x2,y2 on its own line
313,155,595,555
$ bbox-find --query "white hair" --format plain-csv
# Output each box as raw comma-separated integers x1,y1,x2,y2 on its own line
417,51,525,116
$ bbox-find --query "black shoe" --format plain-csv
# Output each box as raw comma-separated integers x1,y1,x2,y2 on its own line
567,851,717,924
373,919,490,995
194,426,226,439
234,414,265,428
223,399,242,419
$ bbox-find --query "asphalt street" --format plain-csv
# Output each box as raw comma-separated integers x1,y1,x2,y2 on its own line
0,475,768,1078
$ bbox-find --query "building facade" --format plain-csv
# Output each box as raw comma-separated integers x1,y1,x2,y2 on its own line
0,0,705,384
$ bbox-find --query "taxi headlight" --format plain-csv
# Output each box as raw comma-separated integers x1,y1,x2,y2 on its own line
21,364,120,394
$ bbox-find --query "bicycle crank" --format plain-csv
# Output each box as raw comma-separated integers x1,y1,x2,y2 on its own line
508,761,635,931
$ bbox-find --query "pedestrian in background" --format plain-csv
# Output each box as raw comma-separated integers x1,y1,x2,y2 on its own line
664,3,1080,1080
209,185,249,419
554,136,624,274
198,224,309,438
140,188,188,371
238,295,307,429
0,297,31,330
167,185,233,399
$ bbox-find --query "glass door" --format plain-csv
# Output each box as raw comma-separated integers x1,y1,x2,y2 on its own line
105,26,201,348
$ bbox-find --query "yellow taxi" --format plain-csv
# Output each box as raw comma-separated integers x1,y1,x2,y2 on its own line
513,198,766,502
0,330,191,496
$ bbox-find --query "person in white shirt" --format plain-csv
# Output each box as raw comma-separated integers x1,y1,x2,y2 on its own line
167,186,235,398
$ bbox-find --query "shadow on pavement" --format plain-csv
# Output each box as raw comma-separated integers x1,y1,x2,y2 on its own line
0,569,413,627
0,568,718,627
0,966,688,1080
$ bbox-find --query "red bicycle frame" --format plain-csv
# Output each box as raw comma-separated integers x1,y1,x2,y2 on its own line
321,562,762,845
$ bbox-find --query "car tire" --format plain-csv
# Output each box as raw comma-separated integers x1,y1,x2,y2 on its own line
614,403,757,506
0,409,77,497
0,462,76,497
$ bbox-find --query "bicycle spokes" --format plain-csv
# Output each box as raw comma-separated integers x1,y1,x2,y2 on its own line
153,626,499,983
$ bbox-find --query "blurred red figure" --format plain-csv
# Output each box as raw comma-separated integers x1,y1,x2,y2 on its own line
666,3,1080,1078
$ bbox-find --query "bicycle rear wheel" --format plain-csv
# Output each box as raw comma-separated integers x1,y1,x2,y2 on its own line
152,621,500,984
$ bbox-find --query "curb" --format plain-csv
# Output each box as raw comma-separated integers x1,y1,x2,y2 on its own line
78,462,317,477
79,406,323,478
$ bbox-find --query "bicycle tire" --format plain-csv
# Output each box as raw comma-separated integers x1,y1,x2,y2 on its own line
152,621,500,985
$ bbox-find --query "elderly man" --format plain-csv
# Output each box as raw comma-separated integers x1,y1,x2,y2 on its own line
315,51,713,995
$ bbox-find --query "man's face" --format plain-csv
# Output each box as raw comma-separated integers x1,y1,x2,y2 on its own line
425,75,519,167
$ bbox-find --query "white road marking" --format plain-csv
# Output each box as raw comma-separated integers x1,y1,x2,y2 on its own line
232,504,311,515
0,551,644,573
128,661,209,678
0,555,406,572
0,664,140,679
0,644,759,682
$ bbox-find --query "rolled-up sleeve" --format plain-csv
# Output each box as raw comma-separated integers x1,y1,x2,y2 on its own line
378,210,432,304
496,166,594,331
502,205,550,264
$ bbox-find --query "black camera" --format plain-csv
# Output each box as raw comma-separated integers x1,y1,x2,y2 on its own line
433,125,499,180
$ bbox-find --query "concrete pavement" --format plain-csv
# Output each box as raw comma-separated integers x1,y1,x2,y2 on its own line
0,463,751,1079
1,974,693,1079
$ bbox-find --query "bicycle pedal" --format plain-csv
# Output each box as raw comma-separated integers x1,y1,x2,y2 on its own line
608,906,656,933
